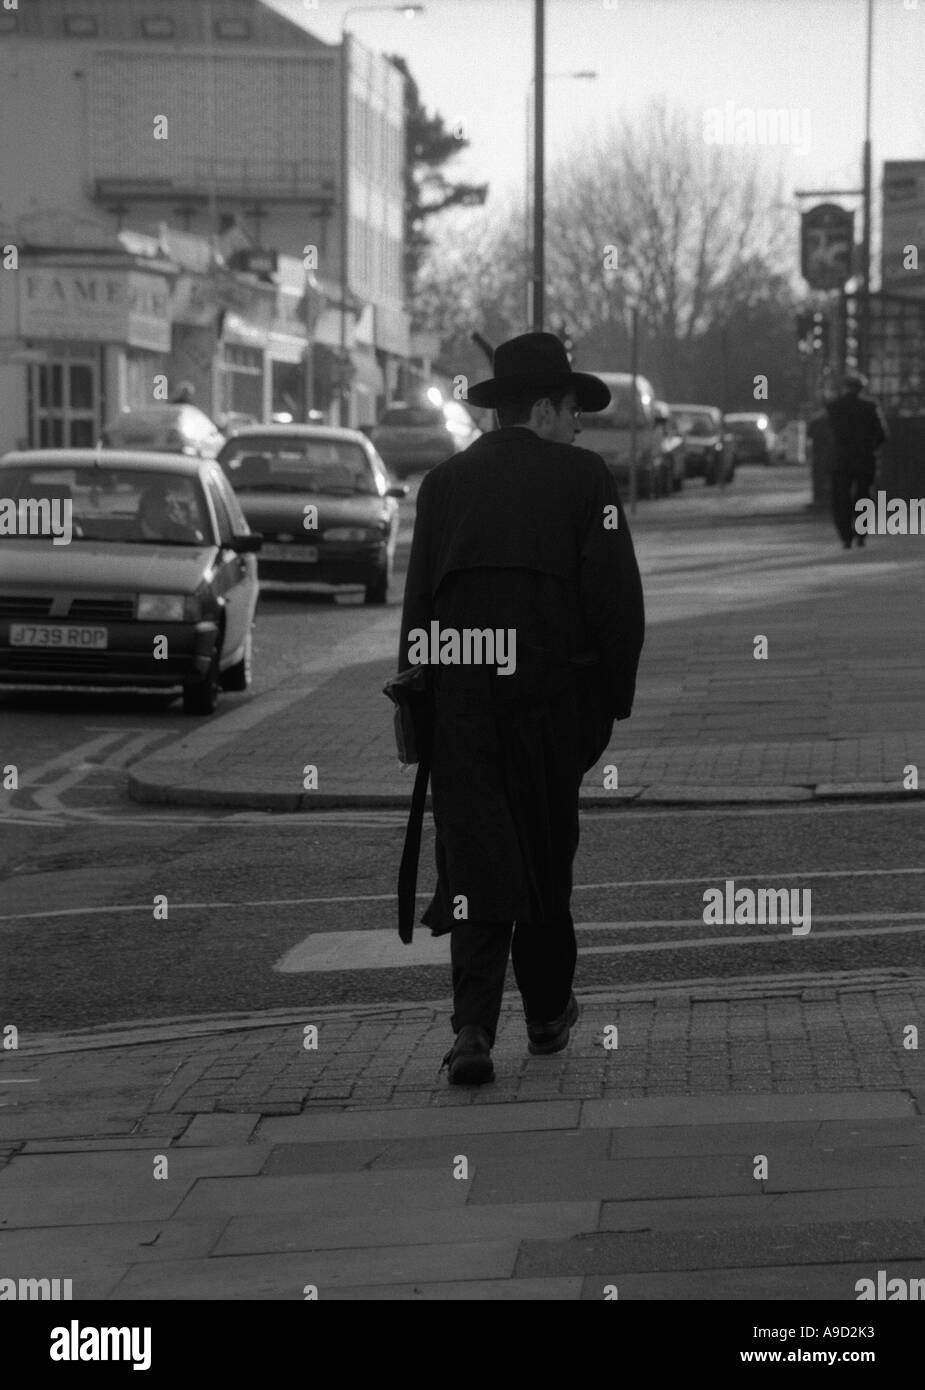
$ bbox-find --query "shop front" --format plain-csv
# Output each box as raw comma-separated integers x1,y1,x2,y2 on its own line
10,255,174,449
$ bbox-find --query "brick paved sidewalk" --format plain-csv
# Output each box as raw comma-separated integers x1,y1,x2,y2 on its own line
1,975,923,1299
129,523,925,809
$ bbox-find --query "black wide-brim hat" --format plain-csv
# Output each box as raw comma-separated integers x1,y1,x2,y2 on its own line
467,331,611,412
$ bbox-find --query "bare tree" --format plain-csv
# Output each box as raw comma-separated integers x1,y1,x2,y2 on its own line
547,100,792,342
416,99,801,404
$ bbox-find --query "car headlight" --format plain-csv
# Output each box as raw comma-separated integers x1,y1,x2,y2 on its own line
324,527,377,542
137,594,191,622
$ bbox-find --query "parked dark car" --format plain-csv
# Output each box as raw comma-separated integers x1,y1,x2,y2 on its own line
579,373,670,499
669,404,728,485
368,401,480,478
217,425,407,605
0,449,260,714
101,404,226,460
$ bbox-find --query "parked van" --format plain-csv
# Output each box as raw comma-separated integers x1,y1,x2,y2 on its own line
579,372,667,499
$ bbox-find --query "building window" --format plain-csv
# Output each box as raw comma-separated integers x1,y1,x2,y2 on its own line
214,18,251,40
141,17,176,38
64,15,99,37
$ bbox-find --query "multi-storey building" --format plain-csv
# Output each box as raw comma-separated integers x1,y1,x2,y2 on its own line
0,0,409,450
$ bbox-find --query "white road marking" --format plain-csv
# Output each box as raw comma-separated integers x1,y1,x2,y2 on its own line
0,1079,40,1085
9,728,127,804
578,924,924,955
0,809,410,829
574,912,925,932
275,929,448,972
4,869,925,924
2,791,923,830
272,918,925,971
0,727,171,816
577,866,925,891
31,730,168,812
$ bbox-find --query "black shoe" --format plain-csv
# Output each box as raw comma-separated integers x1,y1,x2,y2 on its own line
526,993,579,1056
439,1025,494,1086
857,534,865,547
843,539,853,549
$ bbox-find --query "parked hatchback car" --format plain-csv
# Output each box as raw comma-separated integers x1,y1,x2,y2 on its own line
669,404,727,484
101,404,226,460
368,401,480,478
578,373,669,499
217,426,407,605
0,449,261,713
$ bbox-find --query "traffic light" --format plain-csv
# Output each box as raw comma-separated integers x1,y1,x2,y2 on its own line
811,311,829,357
843,294,859,371
796,312,813,354
554,320,574,363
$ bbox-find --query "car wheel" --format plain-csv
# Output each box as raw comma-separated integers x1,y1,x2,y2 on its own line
221,629,252,693
183,644,222,715
364,553,392,605
704,466,716,485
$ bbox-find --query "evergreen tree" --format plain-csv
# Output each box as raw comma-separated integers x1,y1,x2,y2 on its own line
385,54,488,313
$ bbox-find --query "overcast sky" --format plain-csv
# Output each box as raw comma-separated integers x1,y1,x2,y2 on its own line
268,0,925,223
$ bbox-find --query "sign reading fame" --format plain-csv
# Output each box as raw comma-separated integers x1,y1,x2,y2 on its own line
19,267,172,352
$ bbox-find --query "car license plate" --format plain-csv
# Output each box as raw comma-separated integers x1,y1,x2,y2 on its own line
261,543,318,561
9,624,108,649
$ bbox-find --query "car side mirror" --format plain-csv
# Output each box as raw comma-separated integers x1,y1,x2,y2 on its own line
230,532,262,553
386,484,409,499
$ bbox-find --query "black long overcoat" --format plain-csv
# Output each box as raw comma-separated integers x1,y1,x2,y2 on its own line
398,425,645,936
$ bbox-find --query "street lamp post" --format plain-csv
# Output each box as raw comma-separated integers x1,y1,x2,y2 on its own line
859,0,873,378
339,6,424,428
524,69,597,329
629,302,638,516
532,0,544,333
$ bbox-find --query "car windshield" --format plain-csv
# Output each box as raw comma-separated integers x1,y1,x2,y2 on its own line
725,419,760,435
586,385,647,430
378,407,445,429
219,438,379,496
0,466,211,545
674,412,717,437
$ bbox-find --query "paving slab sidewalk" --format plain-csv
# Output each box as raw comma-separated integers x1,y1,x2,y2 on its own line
128,509,925,810
2,976,924,1299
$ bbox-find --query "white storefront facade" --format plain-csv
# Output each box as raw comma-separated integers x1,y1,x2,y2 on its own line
0,247,175,453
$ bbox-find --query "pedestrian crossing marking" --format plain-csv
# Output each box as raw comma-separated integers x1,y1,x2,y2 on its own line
272,918,925,973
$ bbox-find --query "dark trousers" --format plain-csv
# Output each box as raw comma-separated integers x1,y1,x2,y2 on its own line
450,916,577,1047
831,468,874,545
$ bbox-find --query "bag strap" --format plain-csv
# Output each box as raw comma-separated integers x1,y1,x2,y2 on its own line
397,746,430,943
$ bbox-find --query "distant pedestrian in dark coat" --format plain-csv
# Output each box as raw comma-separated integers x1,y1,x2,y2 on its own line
398,332,645,1085
826,374,887,548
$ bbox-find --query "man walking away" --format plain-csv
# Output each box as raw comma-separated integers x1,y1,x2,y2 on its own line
826,373,887,549
398,332,645,1085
